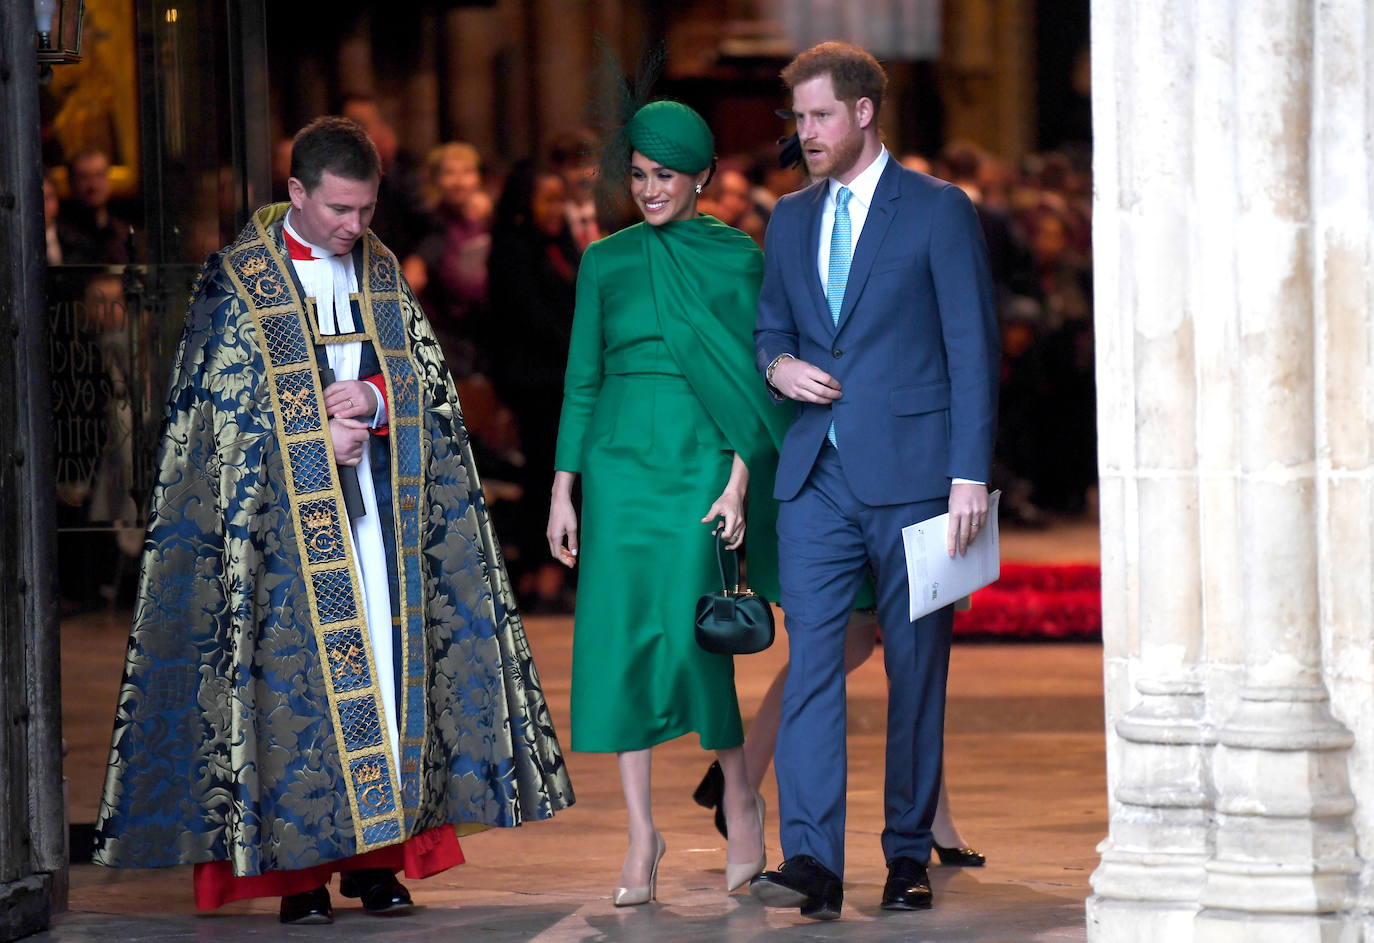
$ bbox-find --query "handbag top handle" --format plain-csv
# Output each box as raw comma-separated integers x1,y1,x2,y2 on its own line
714,533,745,595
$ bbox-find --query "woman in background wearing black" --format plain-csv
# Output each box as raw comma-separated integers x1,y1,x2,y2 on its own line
488,160,582,610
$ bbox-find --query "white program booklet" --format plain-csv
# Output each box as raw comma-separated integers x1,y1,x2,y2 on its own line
902,490,1002,621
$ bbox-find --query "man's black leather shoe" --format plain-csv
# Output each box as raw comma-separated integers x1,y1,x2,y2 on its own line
749,854,843,921
338,868,414,915
279,886,333,924
881,856,933,911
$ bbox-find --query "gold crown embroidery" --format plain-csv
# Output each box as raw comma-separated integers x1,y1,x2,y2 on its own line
302,506,334,532
355,759,385,784
241,255,269,278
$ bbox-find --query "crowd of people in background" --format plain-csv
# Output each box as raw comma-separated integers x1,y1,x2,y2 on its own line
45,102,1095,614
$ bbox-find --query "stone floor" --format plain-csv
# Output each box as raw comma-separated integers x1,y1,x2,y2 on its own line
41,518,1104,942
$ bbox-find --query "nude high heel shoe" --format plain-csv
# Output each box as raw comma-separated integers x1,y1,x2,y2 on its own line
613,830,666,906
725,793,767,892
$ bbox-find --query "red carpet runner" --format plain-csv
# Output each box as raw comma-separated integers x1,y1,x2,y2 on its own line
954,563,1101,640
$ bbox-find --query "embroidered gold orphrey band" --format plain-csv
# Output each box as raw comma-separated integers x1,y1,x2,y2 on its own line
355,231,430,828
220,204,427,852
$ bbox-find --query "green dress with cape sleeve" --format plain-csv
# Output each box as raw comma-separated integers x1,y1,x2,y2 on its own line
554,215,791,753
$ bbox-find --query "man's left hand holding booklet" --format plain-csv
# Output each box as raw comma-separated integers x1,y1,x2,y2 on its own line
902,490,1002,621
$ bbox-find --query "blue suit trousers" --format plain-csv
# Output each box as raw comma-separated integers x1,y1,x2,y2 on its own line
774,444,954,877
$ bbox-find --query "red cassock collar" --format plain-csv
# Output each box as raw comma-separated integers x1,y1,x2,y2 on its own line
283,226,318,262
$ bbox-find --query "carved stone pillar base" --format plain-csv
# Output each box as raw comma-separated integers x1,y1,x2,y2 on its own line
1087,898,1197,943
1192,910,1359,943
1197,688,1357,938
1088,681,1212,940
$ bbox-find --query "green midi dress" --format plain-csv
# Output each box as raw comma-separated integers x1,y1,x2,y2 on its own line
554,215,793,753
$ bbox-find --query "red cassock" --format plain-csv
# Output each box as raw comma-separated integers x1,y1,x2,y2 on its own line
194,827,465,908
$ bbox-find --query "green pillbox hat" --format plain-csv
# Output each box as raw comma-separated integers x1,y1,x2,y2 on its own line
625,100,714,174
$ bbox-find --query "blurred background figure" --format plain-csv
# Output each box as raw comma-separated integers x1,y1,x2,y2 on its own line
270,136,294,203
342,95,428,259
899,152,932,174
58,148,131,264
406,141,493,379
548,129,602,249
700,160,766,245
44,174,64,265
748,145,806,214
1020,204,1094,514
940,141,1032,300
487,159,581,611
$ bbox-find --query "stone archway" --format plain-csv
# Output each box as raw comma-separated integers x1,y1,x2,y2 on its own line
1087,1,1372,940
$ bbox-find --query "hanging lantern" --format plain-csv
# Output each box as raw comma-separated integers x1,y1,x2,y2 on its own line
34,0,85,66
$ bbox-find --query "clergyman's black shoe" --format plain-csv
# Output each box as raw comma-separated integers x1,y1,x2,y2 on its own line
750,854,843,921
692,761,729,838
881,856,933,911
279,886,333,924
338,868,414,915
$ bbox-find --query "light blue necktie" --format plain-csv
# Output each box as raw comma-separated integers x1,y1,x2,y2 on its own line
826,186,853,446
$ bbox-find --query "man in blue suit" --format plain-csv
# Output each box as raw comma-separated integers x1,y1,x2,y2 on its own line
749,42,999,920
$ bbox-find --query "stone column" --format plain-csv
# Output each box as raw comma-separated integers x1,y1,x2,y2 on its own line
1091,1,1364,940
336,13,376,100
444,6,501,157
1194,1,1359,937
534,0,594,144
400,9,441,160
1086,3,1213,938
940,0,1036,161
1312,1,1374,939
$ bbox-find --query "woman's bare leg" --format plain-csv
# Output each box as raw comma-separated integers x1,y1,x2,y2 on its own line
617,749,658,887
931,776,969,848
715,745,763,864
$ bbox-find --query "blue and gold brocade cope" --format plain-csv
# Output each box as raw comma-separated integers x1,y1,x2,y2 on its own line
92,204,573,876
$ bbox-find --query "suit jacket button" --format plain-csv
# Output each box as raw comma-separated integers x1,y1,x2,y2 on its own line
832,348,842,358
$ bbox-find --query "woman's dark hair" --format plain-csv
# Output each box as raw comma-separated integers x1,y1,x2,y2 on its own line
494,158,564,235
290,116,382,193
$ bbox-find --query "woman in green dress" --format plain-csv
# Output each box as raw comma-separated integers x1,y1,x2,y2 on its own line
547,101,791,905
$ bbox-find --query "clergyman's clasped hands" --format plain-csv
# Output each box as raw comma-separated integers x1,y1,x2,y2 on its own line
323,377,377,467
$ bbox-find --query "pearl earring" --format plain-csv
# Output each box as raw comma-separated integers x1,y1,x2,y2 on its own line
695,183,703,194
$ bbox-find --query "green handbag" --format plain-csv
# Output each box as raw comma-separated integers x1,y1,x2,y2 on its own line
694,533,775,655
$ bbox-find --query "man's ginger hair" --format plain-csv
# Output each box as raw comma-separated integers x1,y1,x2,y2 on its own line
781,41,888,115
